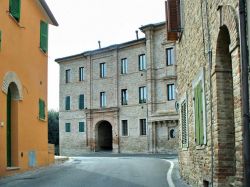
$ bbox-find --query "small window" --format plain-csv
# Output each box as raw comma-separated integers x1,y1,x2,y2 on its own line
121,120,128,136
166,48,175,66
9,0,21,22
121,58,128,74
139,54,146,71
79,67,84,81
39,99,45,120
40,21,48,53
100,92,106,108
169,128,176,139
65,96,70,110
139,86,147,103
140,119,147,135
167,84,175,100
79,94,84,109
65,123,71,132
79,122,85,132
181,99,188,148
65,69,70,83
121,89,128,105
100,63,106,78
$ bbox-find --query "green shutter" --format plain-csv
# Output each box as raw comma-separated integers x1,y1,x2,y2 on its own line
79,122,84,132
39,99,45,120
66,96,70,110
198,82,204,145
40,21,48,52
9,0,21,22
79,95,84,109
194,85,200,145
65,123,71,132
0,30,2,50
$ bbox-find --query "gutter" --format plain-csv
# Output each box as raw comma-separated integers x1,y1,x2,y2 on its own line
239,0,250,186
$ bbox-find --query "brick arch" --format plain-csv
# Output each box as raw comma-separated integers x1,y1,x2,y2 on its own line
95,120,113,151
2,72,23,100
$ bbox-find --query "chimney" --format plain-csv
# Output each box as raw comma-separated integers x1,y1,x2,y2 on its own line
98,41,101,49
136,30,139,40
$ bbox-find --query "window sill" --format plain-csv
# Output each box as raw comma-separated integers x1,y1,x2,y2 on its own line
121,135,129,137
39,48,48,56
6,167,20,171
7,12,24,28
181,147,188,151
38,117,46,122
140,135,147,137
196,145,206,150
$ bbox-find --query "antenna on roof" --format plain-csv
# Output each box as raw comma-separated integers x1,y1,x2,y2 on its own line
98,41,101,49
136,30,139,40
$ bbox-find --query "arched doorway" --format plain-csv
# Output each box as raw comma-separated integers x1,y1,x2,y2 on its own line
96,121,113,151
213,25,236,180
7,82,20,167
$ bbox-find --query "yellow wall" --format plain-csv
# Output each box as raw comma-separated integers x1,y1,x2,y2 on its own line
0,0,53,176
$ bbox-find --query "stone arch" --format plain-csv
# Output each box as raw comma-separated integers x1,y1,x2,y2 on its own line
95,120,113,151
2,72,23,100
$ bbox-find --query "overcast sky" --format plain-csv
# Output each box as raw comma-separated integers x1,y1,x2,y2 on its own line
46,0,166,110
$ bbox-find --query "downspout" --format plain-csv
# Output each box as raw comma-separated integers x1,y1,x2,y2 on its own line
239,0,250,186
116,46,120,153
201,0,213,186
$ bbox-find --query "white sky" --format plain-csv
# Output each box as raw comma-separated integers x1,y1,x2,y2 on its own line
46,0,166,110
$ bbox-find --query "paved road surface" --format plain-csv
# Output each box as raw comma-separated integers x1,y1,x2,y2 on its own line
0,154,189,187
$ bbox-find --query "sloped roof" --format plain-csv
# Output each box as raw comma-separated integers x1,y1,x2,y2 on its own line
38,0,58,26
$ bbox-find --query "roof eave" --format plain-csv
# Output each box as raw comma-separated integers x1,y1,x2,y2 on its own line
38,0,58,26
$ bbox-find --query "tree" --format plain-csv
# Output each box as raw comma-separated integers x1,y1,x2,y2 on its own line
48,110,59,155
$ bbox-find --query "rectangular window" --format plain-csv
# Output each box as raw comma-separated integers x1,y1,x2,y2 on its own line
140,119,147,135
65,69,70,83
100,63,106,78
181,99,188,148
65,123,71,132
79,122,85,132
194,81,205,145
79,67,84,81
40,21,48,53
139,54,146,71
39,99,45,120
100,92,106,108
121,58,128,74
121,89,128,105
166,48,175,66
121,120,128,136
139,86,147,103
0,30,2,50
9,0,21,22
167,84,175,100
79,94,84,110
65,96,70,110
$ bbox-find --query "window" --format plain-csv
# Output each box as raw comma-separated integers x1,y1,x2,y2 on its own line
167,84,175,100
39,99,45,120
169,128,176,139
121,58,128,74
166,48,175,66
139,86,147,103
121,120,128,136
79,94,84,109
40,21,48,53
181,99,188,148
79,67,84,81
100,63,106,78
65,96,70,110
65,69,70,83
79,122,85,132
140,119,147,135
100,92,106,108
121,89,128,105
0,30,2,50
139,54,146,71
9,0,21,22
194,80,205,145
65,123,71,132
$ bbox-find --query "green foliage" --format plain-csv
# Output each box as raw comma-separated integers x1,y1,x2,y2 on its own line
48,110,59,147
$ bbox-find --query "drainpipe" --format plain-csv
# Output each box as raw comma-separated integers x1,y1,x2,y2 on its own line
239,0,250,186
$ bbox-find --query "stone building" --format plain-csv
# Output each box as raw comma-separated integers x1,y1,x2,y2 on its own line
55,22,179,156
0,0,58,176
165,0,249,186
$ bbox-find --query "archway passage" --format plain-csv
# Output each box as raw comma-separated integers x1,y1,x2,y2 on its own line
214,25,236,180
6,83,19,167
97,121,113,151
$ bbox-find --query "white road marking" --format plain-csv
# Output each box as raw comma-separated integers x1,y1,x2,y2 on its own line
165,160,175,187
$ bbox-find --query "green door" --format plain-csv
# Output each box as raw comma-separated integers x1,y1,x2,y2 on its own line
7,88,11,167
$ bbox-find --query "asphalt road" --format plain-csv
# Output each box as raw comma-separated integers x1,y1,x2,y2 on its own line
0,154,189,187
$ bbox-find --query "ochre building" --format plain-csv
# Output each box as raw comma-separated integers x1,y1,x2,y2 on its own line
0,0,58,176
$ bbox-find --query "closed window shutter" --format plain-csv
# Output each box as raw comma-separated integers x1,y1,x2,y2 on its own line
194,85,200,145
0,30,2,50
66,96,70,110
181,100,188,147
198,82,204,145
9,0,21,21
79,95,84,109
39,99,45,120
40,21,48,52
79,122,84,132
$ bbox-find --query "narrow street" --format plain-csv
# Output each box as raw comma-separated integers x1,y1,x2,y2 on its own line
0,154,189,187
